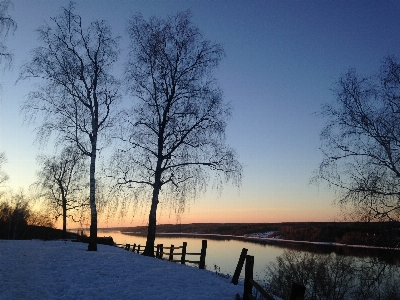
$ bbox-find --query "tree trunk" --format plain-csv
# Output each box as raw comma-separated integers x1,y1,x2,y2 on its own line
87,146,97,251
142,167,162,257
62,194,67,239
143,100,167,256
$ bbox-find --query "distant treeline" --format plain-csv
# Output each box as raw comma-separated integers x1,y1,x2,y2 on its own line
119,222,400,248
274,222,400,248
0,199,78,240
119,223,279,236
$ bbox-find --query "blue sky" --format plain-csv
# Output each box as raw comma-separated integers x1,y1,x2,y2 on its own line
1,0,400,226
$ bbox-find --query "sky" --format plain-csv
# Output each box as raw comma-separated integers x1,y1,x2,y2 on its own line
1,0,400,228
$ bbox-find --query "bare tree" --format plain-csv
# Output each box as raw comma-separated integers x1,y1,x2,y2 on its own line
0,1,14,195
316,56,400,222
33,147,88,238
0,190,55,239
113,11,242,256
0,0,16,67
20,3,120,250
0,190,30,239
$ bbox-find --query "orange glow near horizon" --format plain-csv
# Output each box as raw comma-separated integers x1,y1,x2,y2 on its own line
44,193,340,230
61,205,339,230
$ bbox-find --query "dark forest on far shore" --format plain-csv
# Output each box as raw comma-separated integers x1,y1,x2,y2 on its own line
116,222,400,248
2,221,400,249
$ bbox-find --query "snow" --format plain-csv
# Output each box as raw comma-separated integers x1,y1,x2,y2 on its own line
243,232,276,239
244,232,400,250
0,240,243,300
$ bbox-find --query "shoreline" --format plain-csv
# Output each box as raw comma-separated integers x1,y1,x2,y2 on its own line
117,231,400,252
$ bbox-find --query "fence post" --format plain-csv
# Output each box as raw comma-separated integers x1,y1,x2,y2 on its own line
181,242,187,264
159,244,164,259
156,244,160,258
137,244,141,253
231,248,248,285
288,282,306,300
132,243,136,252
169,244,175,261
125,244,130,251
243,255,254,300
199,240,207,269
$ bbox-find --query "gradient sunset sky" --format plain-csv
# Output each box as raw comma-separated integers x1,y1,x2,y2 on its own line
1,0,400,227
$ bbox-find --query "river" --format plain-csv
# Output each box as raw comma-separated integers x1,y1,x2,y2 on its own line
98,230,283,280
97,229,400,282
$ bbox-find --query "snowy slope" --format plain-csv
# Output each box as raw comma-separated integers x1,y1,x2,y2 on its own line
0,240,243,300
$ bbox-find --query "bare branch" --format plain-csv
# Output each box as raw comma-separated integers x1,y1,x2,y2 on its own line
316,57,400,221
110,11,242,256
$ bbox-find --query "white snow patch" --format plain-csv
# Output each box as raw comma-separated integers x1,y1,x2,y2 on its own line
0,240,243,299
243,232,276,239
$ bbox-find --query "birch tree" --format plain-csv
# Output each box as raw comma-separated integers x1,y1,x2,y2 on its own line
20,3,120,250
0,0,16,67
317,56,400,222
0,152,8,190
114,11,242,256
34,147,88,238
0,1,14,192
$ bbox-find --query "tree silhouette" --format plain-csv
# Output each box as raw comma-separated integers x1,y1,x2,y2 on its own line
113,11,242,256
0,0,16,67
317,56,400,222
20,3,120,250
0,152,8,188
33,147,88,238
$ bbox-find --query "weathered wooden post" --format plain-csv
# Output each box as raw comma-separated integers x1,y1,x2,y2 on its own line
137,244,141,253
199,240,207,269
231,248,248,285
156,244,160,258
132,243,136,252
158,244,164,259
169,244,175,261
288,282,306,300
181,242,187,264
243,255,254,300
124,244,130,251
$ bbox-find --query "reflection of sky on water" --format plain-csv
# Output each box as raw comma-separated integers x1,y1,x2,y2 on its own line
98,230,400,282
99,230,284,280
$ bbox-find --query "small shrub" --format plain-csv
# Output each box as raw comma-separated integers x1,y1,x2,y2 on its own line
212,264,231,279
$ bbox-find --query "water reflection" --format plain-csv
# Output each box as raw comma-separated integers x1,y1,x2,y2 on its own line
98,230,400,281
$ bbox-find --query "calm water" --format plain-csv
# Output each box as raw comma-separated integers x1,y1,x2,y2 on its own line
97,230,284,280
97,230,400,281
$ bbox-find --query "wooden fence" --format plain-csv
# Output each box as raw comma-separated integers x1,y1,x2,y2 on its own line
232,248,306,300
123,243,146,254
120,243,305,299
120,240,207,270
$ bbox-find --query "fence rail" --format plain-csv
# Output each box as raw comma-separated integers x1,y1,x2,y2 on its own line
119,240,207,269
119,243,146,254
229,248,306,300
118,242,306,299
242,254,305,300
243,255,275,300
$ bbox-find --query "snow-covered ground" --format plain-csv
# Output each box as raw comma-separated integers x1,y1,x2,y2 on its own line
0,240,243,300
